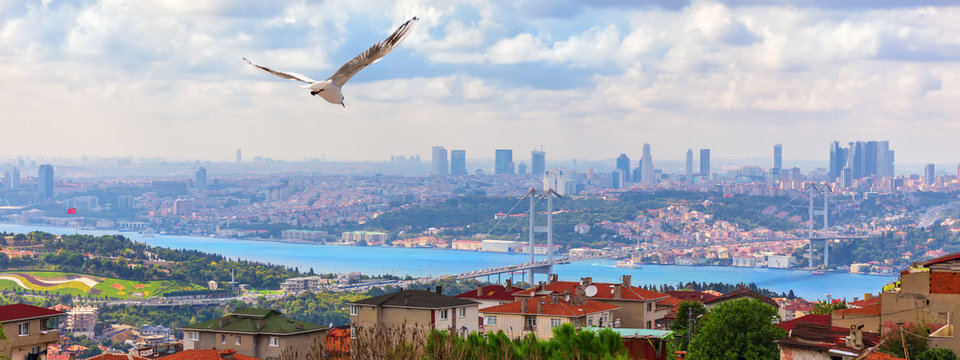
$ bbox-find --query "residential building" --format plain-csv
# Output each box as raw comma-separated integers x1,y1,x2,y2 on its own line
702,288,778,310
495,149,514,175
349,288,480,335
879,253,960,353
37,164,54,200
65,305,98,338
454,281,524,309
699,149,710,179
0,304,64,360
513,275,669,329
582,327,673,360
181,308,330,360
431,146,448,176
157,349,258,360
531,150,545,176
279,276,328,294
777,322,892,360
450,150,466,176
480,294,620,339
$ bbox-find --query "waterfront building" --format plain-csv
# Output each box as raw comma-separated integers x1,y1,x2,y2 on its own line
480,240,524,253
480,294,619,339
37,164,54,200
431,146,448,176
699,149,710,179
349,289,480,335
280,229,328,242
531,150,546,176
0,304,64,360
495,149,514,175
450,150,466,176
766,254,795,269
340,231,388,244
451,240,482,251
181,308,330,360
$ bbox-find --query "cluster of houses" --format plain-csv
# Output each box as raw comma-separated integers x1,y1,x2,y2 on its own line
3,252,960,360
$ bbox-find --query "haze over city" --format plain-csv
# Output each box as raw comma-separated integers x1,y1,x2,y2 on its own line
2,1,960,162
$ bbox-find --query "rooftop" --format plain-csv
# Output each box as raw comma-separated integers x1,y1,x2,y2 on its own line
703,288,778,308
513,280,668,302
480,296,620,318
181,308,328,335
157,349,259,360
663,290,718,303
0,303,64,322
455,285,522,302
352,289,478,309
778,314,831,332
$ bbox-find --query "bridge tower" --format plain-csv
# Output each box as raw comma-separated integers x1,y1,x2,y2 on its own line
525,188,560,284
805,183,831,269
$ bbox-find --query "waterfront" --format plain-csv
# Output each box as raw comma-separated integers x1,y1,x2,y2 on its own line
1,223,896,300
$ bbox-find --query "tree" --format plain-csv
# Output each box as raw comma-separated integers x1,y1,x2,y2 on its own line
809,299,846,315
670,301,706,351
916,348,958,360
879,322,931,358
687,299,786,360
0,321,8,360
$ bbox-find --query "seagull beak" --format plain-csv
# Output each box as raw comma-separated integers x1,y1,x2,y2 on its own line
341,102,345,108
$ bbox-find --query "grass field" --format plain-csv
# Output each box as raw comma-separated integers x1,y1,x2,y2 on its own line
0,271,204,299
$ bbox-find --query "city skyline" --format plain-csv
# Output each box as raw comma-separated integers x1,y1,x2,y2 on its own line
1,2,960,162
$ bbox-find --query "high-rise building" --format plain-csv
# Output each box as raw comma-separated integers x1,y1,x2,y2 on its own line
772,144,782,177
828,141,848,181
925,163,935,185
37,164,54,200
432,146,449,176
615,154,631,183
517,163,528,176
495,149,514,175
7,167,19,189
699,149,711,179
195,167,207,189
831,140,894,180
611,169,625,189
685,149,693,182
640,143,654,184
450,150,466,176
236,149,242,164
840,167,853,188
543,169,578,195
531,150,546,176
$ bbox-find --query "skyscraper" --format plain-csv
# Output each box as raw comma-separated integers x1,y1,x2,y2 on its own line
685,149,693,182
772,144,782,177
925,163,935,185
10,167,19,189
531,150,546,176
699,149,711,179
517,163,528,176
615,154,631,183
640,143,654,184
495,149,514,175
450,150,466,176
432,146,449,176
37,164,54,200
831,140,894,180
236,149,242,164
195,167,207,189
828,141,847,181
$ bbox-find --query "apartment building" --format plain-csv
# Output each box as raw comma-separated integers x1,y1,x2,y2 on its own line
0,304,64,360
181,308,330,360
513,275,670,329
880,253,960,353
454,280,523,309
349,288,480,335
480,293,619,339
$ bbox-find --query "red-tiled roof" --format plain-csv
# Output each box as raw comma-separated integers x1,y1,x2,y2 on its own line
455,285,522,301
778,314,831,331
865,352,906,360
158,349,259,360
0,303,65,322
777,322,881,355
325,328,350,354
481,296,620,317
512,281,668,302
834,304,881,317
848,296,881,308
919,252,960,267
87,353,151,360
663,290,718,303
703,288,778,308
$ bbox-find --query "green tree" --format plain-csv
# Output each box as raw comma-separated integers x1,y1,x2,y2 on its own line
687,299,786,360
879,323,931,358
809,300,846,315
670,301,706,351
1,321,9,360
916,348,958,360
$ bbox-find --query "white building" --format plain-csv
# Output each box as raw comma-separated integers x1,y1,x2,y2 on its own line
767,255,795,269
480,240,524,253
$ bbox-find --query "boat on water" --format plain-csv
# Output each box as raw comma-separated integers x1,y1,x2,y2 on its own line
811,271,825,275
615,260,642,269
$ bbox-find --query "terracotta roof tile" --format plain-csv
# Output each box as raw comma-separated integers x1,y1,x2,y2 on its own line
512,281,668,302
834,303,881,316
455,285,523,301
778,314,831,331
481,296,620,317
0,303,64,322
703,288,778,308
158,349,259,360
87,353,151,360
663,291,718,303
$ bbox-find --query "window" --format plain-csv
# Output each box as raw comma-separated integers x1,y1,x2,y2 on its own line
485,316,497,326
440,309,449,320
221,335,226,344
550,319,562,328
587,317,594,326
236,335,242,345
30,346,42,354
269,336,279,347
647,321,652,329
647,303,652,312
43,317,59,331
526,318,537,329
350,325,356,339
459,307,466,318
19,322,29,336
349,305,358,316
188,332,198,341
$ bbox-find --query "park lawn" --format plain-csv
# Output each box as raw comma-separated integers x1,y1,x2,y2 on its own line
0,271,204,299
0,278,90,297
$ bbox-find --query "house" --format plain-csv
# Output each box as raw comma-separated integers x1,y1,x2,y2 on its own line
479,294,620,339
832,304,881,332
879,252,960,353
702,288,778,310
513,275,669,329
776,322,898,360
64,305,97,338
581,327,673,360
454,280,523,309
157,349,259,360
349,288,480,335
180,308,329,360
777,314,831,332
0,303,65,360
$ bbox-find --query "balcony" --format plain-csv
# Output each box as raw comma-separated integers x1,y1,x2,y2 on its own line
8,330,59,348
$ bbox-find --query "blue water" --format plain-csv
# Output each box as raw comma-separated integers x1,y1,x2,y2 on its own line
0,224,896,301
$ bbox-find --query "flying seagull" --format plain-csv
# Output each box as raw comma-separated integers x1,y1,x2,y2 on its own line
243,16,419,107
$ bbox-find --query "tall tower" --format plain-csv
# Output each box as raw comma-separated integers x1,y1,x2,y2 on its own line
616,153,631,183
10,167,19,189
685,149,693,182
195,167,208,189
699,149,711,179
531,149,546,176
37,164,54,200
432,146,449,176
236,149,242,164
925,163,935,185
495,149,514,175
640,143,654,184
828,141,847,181
772,144,782,176
450,150,466,176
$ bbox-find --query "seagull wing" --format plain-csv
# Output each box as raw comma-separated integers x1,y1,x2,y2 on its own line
327,16,419,87
242,57,317,84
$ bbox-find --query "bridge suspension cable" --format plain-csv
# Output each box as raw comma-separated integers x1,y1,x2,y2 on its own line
484,191,529,236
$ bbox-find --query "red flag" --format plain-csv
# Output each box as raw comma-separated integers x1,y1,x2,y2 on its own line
67,208,77,215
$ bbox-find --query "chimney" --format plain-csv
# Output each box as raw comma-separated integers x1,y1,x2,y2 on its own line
477,285,483,297
845,325,865,349
220,349,236,360
256,320,265,330
621,275,631,288
853,297,859,303
538,281,546,291
549,274,558,284
581,277,592,285
521,299,528,314
435,286,442,294
505,279,512,291
614,284,622,299
864,293,872,301
218,317,228,327
536,299,543,314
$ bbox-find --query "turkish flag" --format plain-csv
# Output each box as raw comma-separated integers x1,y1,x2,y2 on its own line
67,208,77,215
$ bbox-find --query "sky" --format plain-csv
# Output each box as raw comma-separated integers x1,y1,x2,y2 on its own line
1,0,959,164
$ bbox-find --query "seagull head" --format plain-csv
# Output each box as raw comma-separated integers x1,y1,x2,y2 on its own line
340,97,345,108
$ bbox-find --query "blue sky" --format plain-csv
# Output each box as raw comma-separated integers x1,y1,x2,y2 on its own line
1,0,959,164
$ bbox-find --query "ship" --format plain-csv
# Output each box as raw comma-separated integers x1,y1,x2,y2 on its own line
615,260,642,269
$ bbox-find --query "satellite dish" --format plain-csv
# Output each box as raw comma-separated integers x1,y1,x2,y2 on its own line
585,285,598,297
565,294,571,302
